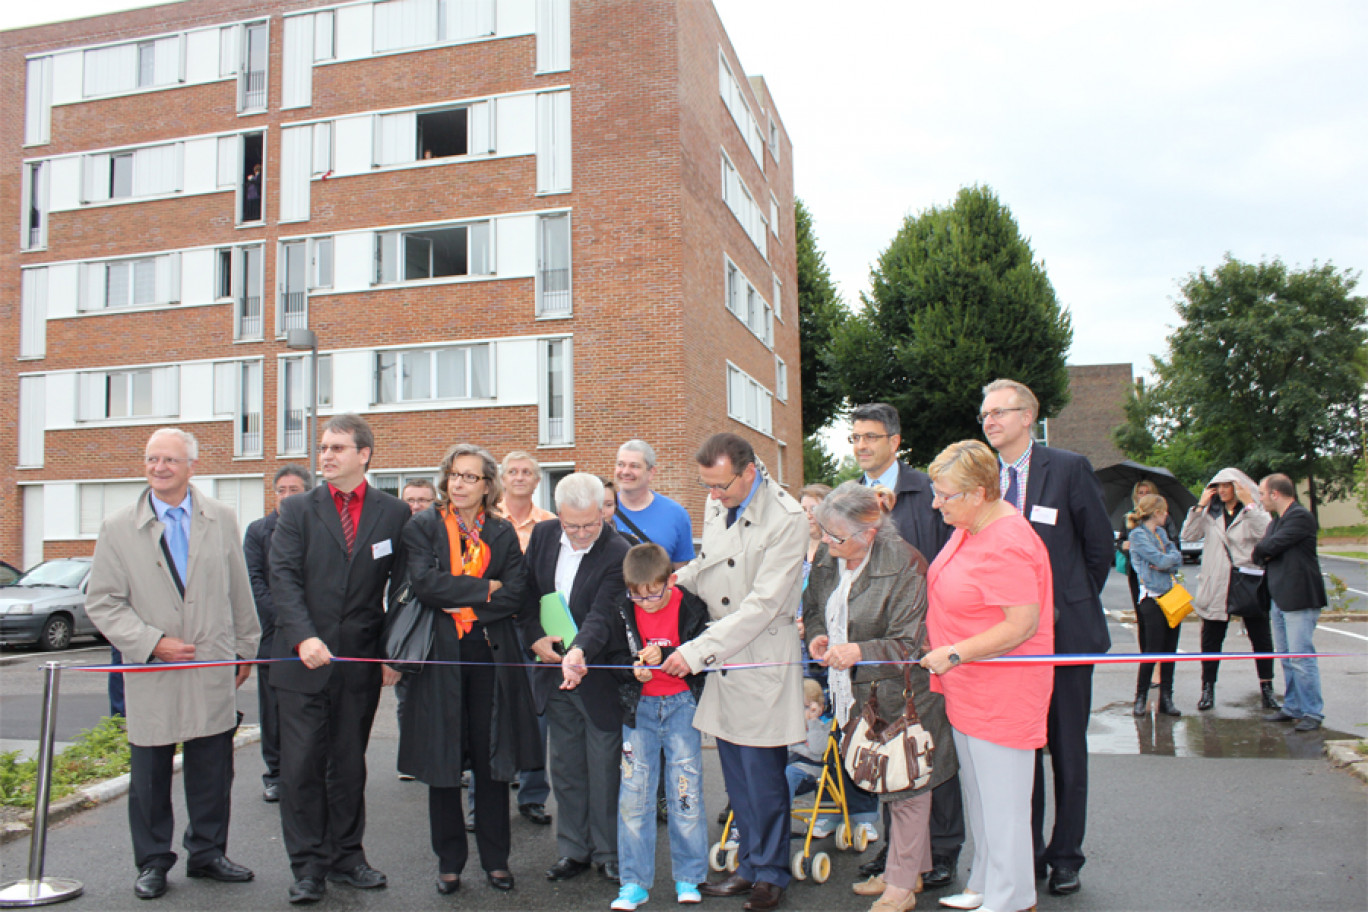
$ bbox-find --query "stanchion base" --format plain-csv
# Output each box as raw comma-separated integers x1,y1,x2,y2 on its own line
0,878,83,907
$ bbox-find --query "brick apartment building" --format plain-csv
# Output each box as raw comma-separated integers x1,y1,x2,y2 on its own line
1044,363,1133,468
1,0,799,570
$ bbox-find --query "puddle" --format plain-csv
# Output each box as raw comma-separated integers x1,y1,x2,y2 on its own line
1088,701,1354,759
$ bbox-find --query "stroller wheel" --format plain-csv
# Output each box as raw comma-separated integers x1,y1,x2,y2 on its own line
810,851,831,884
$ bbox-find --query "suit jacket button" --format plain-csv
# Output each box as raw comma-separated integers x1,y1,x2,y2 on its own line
727,558,735,567
721,597,730,606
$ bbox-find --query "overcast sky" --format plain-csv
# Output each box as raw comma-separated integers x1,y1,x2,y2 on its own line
8,0,1366,377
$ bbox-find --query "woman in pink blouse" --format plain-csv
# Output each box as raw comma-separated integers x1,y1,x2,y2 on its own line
919,441,1054,912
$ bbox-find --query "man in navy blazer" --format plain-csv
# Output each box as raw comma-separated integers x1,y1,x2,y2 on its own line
269,415,410,905
1252,473,1328,732
519,473,631,884
980,379,1113,898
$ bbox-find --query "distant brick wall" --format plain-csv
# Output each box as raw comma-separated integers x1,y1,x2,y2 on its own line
1049,364,1133,468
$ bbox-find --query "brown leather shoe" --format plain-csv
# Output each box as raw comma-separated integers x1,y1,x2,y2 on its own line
699,873,753,896
744,881,785,911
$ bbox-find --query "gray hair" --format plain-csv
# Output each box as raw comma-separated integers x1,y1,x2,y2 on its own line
813,481,890,539
555,472,606,513
982,378,1039,421
148,427,199,462
501,450,543,477
618,439,657,471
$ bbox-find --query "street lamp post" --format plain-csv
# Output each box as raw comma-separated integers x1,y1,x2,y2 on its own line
285,329,319,482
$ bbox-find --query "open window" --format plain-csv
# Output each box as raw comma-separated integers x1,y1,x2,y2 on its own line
241,132,264,223
375,221,492,283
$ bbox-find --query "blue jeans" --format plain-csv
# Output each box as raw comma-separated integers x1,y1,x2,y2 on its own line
1269,600,1323,721
618,691,707,889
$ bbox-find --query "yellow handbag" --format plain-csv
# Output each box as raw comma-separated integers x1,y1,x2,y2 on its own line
1156,578,1193,628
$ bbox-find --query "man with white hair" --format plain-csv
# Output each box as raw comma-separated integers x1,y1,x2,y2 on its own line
520,473,630,883
614,440,695,567
86,428,261,900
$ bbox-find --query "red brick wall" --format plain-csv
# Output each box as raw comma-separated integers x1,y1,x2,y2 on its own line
1050,363,1133,468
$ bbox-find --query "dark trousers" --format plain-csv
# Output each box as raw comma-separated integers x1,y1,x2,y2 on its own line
276,665,382,879
108,646,126,717
430,638,510,874
546,689,620,865
128,727,235,871
1200,616,1274,683
716,739,790,888
1031,663,1092,872
257,663,280,786
1136,598,1182,692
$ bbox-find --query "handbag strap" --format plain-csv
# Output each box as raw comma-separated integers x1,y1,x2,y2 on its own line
862,645,923,726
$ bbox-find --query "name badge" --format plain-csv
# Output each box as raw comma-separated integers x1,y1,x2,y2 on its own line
1029,505,1058,526
371,539,393,559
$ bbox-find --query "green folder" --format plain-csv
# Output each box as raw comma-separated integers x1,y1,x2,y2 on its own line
539,591,578,657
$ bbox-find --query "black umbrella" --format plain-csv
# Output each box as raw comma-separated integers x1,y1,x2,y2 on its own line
1094,460,1199,533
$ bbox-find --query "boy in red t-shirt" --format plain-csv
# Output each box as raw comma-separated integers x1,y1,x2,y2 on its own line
602,544,710,911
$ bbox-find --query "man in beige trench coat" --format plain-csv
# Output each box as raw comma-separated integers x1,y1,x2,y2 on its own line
662,433,808,912
87,428,260,900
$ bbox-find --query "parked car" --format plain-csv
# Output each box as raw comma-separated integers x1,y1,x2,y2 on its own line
1180,537,1204,564
0,558,98,651
0,561,20,586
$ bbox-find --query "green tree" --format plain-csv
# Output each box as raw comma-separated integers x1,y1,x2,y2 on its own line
829,186,1073,466
795,199,847,437
802,433,838,487
1116,256,1367,515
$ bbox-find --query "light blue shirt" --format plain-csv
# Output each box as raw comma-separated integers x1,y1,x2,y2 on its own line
863,460,900,492
150,489,192,584
732,471,764,523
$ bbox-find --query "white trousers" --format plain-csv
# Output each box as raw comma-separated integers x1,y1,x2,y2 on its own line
954,730,1037,912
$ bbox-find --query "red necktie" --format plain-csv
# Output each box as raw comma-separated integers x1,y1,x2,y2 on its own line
339,491,356,556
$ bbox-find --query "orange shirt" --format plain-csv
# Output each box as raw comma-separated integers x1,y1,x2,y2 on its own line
498,502,557,553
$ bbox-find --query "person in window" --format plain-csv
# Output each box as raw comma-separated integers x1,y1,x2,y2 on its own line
243,164,262,222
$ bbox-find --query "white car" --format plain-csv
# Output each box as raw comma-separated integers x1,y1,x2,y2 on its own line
0,559,99,651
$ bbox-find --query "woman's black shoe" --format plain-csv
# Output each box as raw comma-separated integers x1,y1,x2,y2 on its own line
436,875,460,895
1158,691,1182,716
1197,682,1215,711
1260,681,1281,711
486,870,515,891
1132,686,1149,716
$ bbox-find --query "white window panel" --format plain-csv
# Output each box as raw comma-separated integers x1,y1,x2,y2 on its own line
775,355,788,402
217,135,239,188
21,268,47,358
184,28,219,84
375,344,493,404
495,93,535,155
80,482,146,537
19,377,45,467
772,275,782,322
84,43,138,96
50,52,82,106
82,153,111,203
180,248,215,305
312,237,334,288
23,487,44,569
374,0,439,52
315,11,336,60
25,56,52,146
133,143,182,196
535,0,570,72
536,90,571,193
726,363,773,435
374,110,417,166
536,214,571,316
214,362,238,415
495,214,533,278
179,362,214,422
538,337,573,445
333,116,372,176
182,137,218,194
280,126,312,222
237,360,264,456
770,193,780,237
283,14,314,109
219,25,239,76
448,0,495,39
152,36,181,85
313,122,333,175
333,232,373,291
335,4,372,61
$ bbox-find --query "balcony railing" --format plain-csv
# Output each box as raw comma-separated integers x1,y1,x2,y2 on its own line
236,295,262,340
237,411,262,457
283,408,306,454
280,291,307,332
239,68,266,111
537,268,571,315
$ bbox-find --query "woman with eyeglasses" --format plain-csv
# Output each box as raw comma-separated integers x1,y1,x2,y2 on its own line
398,443,539,894
804,482,956,912
919,440,1053,912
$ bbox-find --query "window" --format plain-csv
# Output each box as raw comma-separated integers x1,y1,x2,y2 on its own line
772,275,783,322
279,241,308,334
77,366,178,421
81,144,182,203
726,363,772,435
374,103,492,166
239,21,268,112
718,52,763,168
775,355,788,402
314,10,336,60
25,56,52,146
312,237,334,288
313,123,333,175
215,361,263,456
373,0,494,53
537,90,571,193
536,0,570,72
231,245,265,340
1033,418,1050,447
776,441,787,486
86,256,180,311
215,248,233,300
80,482,146,536
539,338,573,445
375,222,492,283
375,344,492,404
240,132,264,223
721,151,767,258
83,36,181,98
21,268,46,358
23,162,48,250
537,214,571,316
770,192,780,237
768,116,780,162
280,354,332,454
371,471,439,498
724,256,773,347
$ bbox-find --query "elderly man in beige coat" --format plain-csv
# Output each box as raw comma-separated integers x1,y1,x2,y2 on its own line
86,428,260,901
661,433,807,912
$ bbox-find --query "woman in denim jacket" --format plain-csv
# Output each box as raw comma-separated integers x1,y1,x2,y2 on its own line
1127,494,1184,716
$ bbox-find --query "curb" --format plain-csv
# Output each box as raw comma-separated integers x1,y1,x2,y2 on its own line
1323,740,1368,784
0,726,261,846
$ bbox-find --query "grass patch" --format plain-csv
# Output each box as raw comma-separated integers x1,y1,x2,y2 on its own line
1320,524,1367,542
1323,551,1367,560
0,716,129,809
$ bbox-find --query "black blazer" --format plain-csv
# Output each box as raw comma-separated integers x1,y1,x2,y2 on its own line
601,587,709,729
866,462,951,560
1251,502,1327,612
268,483,411,693
519,519,630,731
1020,445,1114,655
243,510,278,658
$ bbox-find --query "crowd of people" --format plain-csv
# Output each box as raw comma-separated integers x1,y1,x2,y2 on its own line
83,377,1331,911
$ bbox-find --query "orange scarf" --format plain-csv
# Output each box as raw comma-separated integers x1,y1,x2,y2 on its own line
442,506,492,638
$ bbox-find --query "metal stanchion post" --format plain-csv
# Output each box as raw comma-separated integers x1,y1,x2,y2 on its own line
0,661,83,907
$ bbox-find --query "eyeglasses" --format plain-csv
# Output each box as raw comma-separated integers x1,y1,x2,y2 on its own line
145,455,189,467
698,473,742,494
976,407,1028,425
847,433,891,445
319,443,358,455
627,587,669,603
818,522,850,545
561,519,603,534
448,472,487,485
931,488,966,505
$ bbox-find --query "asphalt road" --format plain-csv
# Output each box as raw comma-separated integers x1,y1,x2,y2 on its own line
2,573,1365,910
1319,554,1367,612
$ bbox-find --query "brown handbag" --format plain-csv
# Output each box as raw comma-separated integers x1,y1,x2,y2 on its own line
840,664,935,794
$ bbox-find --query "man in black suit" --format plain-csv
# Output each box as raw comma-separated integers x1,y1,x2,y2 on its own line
269,414,410,905
242,464,311,805
519,473,630,884
1253,473,1328,732
979,379,1112,898
849,402,961,889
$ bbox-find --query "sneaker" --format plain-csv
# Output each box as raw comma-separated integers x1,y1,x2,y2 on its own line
810,817,837,839
855,822,879,844
611,883,650,910
675,881,702,904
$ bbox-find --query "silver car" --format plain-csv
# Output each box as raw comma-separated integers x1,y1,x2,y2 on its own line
0,558,98,651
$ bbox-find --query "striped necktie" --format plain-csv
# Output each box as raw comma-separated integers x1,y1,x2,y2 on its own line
339,491,356,556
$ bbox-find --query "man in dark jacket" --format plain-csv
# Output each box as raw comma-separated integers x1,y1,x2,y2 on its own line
243,465,311,804
1253,473,1328,732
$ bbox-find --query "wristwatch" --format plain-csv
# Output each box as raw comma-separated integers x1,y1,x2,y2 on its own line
946,645,962,668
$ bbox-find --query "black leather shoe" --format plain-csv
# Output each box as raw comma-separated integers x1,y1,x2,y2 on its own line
545,857,590,881
262,783,280,803
1264,708,1297,722
1260,681,1281,711
743,881,785,911
436,875,461,895
486,870,515,891
599,861,620,882
519,802,552,825
1158,692,1182,716
859,844,888,877
134,866,167,900
921,858,956,889
699,873,753,896
1048,866,1081,895
1035,859,1049,880
1132,689,1149,716
187,856,254,882
288,876,326,904
1293,717,1323,732
1197,682,1215,711
327,862,387,889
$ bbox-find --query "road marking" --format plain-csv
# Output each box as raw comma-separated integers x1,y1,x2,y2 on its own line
0,645,108,666
1318,625,1368,642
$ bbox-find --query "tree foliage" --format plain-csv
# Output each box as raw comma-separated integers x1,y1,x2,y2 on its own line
829,186,1073,466
795,199,847,436
1115,256,1368,511
802,433,838,487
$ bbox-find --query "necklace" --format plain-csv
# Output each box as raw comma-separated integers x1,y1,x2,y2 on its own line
969,503,1003,536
